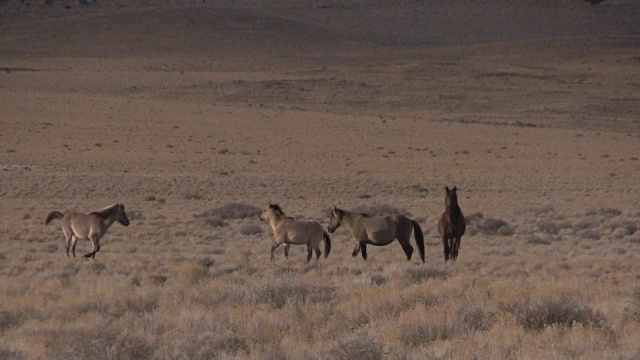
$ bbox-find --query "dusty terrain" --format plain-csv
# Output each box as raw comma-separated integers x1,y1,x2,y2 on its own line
0,0,639,359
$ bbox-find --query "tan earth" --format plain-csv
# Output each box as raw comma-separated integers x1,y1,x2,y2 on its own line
1,1,639,358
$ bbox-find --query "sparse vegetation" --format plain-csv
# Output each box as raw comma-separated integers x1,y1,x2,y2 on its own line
466,212,515,236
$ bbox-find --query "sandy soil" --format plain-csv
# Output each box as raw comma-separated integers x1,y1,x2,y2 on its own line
0,0,639,358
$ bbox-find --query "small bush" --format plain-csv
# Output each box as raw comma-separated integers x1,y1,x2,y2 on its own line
524,235,552,245
327,334,383,360
195,214,226,228
401,321,459,347
248,281,337,309
625,288,640,323
467,212,514,236
405,267,449,284
586,207,622,218
239,224,263,236
537,220,573,235
503,297,607,331
196,203,261,220
463,308,496,333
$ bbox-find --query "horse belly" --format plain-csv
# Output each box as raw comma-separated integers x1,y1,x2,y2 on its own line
367,228,395,245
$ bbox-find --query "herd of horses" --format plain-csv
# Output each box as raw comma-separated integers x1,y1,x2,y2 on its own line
45,187,466,263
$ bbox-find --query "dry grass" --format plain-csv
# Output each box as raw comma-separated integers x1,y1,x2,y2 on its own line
2,207,638,359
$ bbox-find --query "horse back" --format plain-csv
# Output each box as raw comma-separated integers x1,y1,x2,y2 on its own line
66,212,101,238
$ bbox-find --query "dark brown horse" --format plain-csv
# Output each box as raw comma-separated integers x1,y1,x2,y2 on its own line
437,186,466,262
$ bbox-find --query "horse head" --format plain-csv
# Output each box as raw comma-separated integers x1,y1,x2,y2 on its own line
327,206,344,233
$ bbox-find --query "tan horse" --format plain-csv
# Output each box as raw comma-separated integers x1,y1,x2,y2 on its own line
438,186,466,262
260,203,331,262
45,203,130,258
328,207,425,262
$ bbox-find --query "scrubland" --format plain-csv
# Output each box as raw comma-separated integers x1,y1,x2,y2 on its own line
1,1,639,359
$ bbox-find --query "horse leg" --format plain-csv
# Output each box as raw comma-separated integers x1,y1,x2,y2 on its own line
63,228,72,257
71,235,79,258
271,241,282,261
283,244,290,258
351,242,361,257
442,236,450,262
452,237,461,260
313,242,321,260
398,237,414,260
360,241,368,260
306,244,313,262
84,234,100,258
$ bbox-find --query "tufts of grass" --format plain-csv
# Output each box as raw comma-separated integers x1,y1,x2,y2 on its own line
466,212,514,236
502,296,608,331
327,333,383,360
193,213,226,228
247,280,337,309
196,202,261,220
239,224,263,236
585,207,622,218
405,267,449,284
401,320,459,347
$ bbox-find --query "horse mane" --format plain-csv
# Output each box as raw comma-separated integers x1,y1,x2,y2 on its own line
269,203,286,217
90,203,120,219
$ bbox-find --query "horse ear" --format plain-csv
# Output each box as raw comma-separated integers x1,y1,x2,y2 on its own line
453,186,457,192
445,186,450,192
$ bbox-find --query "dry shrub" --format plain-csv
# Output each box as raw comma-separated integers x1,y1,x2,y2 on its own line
405,267,449,284
40,325,153,359
586,207,622,218
146,274,167,286
175,264,208,285
248,280,337,309
502,296,608,331
0,347,22,360
199,202,261,220
194,214,226,228
327,333,383,360
466,212,514,236
240,224,263,236
462,308,496,333
537,220,573,235
524,235,552,245
625,288,640,323
0,310,23,334
401,321,459,347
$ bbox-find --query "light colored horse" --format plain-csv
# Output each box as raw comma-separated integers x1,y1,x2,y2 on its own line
438,186,466,262
260,203,331,262
328,207,425,262
45,203,130,258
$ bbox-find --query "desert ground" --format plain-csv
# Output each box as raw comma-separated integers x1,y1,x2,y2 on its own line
0,0,639,359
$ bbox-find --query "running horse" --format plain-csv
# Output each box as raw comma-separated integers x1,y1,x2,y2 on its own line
45,203,130,258
437,186,466,262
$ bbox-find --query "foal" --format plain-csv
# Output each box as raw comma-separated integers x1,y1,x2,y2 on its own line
45,203,130,258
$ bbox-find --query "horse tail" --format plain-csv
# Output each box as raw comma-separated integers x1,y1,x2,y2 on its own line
323,231,332,258
45,211,64,225
411,220,425,263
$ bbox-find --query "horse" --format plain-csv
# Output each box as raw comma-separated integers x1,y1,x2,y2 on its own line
45,203,130,258
259,203,331,262
327,206,425,262
437,186,466,262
